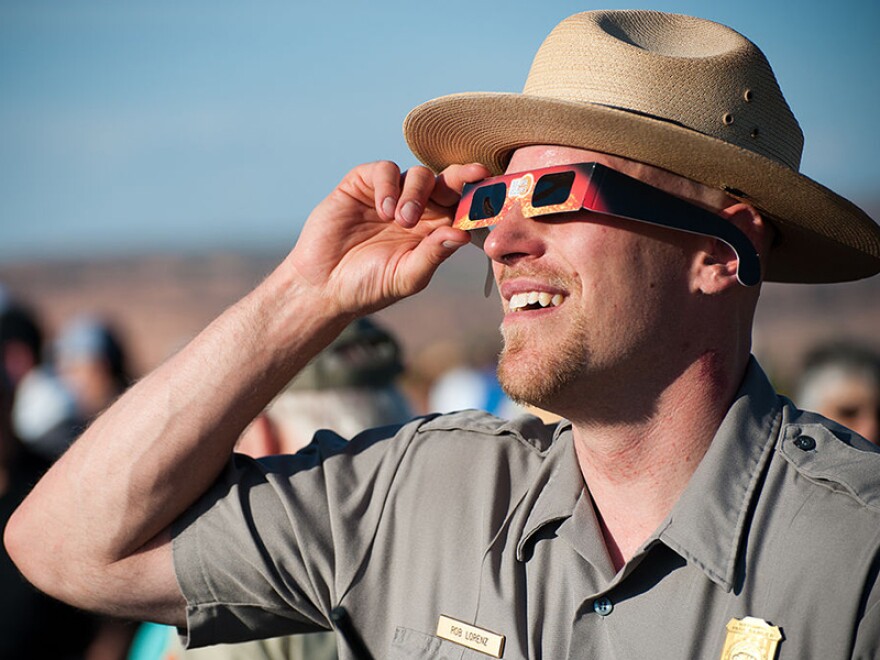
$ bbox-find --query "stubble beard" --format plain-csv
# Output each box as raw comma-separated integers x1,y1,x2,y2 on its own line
497,311,591,413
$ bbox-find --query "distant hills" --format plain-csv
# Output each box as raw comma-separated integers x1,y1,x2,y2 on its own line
1,245,877,405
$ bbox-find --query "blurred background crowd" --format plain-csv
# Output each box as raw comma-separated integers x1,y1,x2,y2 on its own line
1,251,878,658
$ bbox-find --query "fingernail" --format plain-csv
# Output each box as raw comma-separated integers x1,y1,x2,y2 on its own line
382,197,396,219
442,239,466,249
401,200,420,225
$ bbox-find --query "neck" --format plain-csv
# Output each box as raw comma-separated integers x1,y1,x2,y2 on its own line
571,349,748,570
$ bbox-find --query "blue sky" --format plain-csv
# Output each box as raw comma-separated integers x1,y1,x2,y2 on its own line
1,1,877,261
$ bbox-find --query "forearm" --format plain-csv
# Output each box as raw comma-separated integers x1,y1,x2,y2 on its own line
4,258,351,607
3,159,482,621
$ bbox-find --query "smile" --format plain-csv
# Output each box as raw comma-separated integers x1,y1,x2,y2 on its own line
508,291,565,312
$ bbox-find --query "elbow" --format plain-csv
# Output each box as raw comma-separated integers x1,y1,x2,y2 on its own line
4,501,33,575
5,502,183,622
3,498,73,604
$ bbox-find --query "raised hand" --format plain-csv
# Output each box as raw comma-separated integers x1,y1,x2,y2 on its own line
287,160,491,316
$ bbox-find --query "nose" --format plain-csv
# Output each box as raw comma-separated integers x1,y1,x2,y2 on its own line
482,208,546,266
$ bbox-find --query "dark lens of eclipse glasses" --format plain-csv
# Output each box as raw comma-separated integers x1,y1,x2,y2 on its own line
469,182,507,221
533,171,575,207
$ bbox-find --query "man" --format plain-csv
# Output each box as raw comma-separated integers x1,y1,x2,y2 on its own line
5,10,880,659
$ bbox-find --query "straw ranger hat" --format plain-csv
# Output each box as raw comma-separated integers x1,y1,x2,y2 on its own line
404,10,880,283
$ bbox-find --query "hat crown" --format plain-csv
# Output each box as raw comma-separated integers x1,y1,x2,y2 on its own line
524,11,804,170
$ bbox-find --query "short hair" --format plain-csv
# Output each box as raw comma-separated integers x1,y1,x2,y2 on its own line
53,315,131,388
267,386,412,446
795,341,880,411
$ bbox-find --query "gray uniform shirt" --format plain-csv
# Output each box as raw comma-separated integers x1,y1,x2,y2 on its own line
173,358,880,659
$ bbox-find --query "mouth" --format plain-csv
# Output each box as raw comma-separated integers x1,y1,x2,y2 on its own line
507,290,566,313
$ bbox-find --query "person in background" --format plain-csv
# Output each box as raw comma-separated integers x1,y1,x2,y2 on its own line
129,316,410,660
1,294,80,460
427,332,526,420
1,301,132,659
239,316,411,455
0,291,44,389
53,315,132,423
794,340,880,445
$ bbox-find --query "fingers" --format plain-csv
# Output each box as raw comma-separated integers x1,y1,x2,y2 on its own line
368,162,433,228
395,166,436,228
433,163,493,207
368,161,492,228
294,160,490,314
369,160,403,222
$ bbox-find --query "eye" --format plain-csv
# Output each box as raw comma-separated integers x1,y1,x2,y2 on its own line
533,171,575,207
831,406,860,421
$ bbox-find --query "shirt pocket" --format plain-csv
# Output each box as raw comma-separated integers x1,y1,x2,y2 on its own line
388,626,490,660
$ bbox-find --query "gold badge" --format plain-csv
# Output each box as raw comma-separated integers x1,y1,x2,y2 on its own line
720,616,783,660
436,614,505,658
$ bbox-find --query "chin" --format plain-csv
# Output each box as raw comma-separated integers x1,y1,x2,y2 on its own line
497,342,580,412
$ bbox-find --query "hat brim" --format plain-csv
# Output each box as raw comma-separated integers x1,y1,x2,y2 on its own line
404,93,880,284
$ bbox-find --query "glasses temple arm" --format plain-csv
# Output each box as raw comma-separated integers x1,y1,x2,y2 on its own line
592,166,761,286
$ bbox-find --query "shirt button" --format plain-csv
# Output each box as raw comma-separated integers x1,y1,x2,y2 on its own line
593,597,614,616
793,435,817,451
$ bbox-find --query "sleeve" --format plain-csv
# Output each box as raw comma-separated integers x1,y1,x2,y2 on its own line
171,418,424,648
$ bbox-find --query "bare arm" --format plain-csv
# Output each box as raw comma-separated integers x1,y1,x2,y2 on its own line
3,160,490,626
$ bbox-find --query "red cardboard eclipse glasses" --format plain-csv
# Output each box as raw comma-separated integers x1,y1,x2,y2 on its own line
454,162,760,286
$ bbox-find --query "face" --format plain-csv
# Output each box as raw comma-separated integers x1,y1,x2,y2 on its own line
483,146,704,416
815,376,880,445
57,356,119,419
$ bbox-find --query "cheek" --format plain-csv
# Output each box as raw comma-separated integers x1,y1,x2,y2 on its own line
560,224,628,279
574,229,659,293
594,237,694,340
553,222,694,312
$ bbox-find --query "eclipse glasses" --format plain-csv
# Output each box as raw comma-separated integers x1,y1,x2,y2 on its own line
454,162,760,287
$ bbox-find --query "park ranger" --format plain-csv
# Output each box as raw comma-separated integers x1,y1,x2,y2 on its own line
6,9,880,660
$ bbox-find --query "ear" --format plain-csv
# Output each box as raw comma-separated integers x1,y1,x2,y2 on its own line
692,203,768,294
235,414,281,458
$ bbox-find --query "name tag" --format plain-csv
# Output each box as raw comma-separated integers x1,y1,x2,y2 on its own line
436,614,505,658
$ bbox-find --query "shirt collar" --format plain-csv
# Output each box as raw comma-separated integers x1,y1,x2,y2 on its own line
514,421,582,562
512,357,784,592
657,356,783,591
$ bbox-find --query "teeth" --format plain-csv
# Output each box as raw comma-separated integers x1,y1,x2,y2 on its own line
509,293,527,310
509,291,566,312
